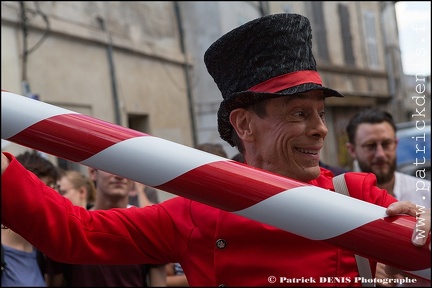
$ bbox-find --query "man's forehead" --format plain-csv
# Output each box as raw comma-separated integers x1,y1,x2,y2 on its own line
355,122,396,140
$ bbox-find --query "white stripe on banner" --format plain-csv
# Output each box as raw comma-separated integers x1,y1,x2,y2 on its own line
81,136,227,186
236,186,387,240
1,92,78,138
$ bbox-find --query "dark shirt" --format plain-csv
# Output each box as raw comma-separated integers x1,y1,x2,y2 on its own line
319,161,348,176
45,259,154,287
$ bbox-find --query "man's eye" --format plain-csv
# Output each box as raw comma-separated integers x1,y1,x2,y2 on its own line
319,112,326,120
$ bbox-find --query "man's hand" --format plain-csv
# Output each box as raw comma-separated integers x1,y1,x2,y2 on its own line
383,201,431,284
386,201,431,250
2,152,10,174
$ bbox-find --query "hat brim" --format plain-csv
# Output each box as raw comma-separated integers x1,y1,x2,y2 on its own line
217,83,343,146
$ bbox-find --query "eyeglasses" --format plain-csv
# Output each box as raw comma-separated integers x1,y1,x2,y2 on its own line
360,139,396,153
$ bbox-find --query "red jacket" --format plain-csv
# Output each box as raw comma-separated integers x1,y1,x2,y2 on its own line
1,152,397,286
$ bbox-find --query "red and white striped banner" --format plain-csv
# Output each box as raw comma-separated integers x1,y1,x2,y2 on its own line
1,90,430,279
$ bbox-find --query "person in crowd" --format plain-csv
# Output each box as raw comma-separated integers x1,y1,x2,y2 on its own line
1,150,60,287
346,108,431,287
1,13,430,287
57,169,96,209
45,168,166,287
346,108,430,208
44,169,96,286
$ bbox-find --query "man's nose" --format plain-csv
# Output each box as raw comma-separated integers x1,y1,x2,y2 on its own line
374,143,387,157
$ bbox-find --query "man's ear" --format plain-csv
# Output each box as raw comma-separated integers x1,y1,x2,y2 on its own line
230,108,254,142
345,142,356,159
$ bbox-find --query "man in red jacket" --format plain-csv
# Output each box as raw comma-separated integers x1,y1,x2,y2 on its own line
1,13,430,287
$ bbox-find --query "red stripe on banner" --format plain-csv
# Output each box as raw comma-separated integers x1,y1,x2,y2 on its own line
8,114,146,162
156,161,306,211
327,216,430,271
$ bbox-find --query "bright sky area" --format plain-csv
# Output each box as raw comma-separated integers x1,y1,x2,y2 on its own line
395,1,431,75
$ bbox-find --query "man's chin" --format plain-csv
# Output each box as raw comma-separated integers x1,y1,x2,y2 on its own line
375,172,393,185
300,167,321,182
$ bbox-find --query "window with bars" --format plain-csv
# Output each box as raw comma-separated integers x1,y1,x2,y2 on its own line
311,1,329,62
363,11,379,68
338,4,355,66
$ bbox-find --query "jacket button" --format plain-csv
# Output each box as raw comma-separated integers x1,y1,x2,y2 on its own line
216,239,226,249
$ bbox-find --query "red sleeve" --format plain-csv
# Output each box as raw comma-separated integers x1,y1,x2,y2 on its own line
1,152,188,265
343,172,398,207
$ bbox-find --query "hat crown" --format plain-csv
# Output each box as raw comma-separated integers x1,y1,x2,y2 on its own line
204,13,317,100
204,13,342,146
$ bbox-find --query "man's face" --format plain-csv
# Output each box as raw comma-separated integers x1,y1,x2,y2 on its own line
88,168,133,200
347,122,397,184
235,91,328,182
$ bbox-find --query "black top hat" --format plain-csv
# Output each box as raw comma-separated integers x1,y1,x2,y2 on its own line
204,13,343,146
